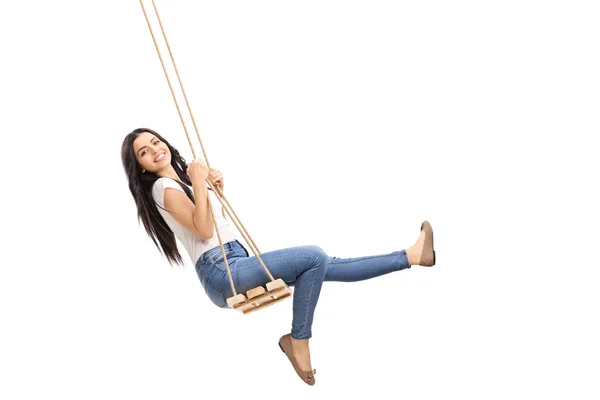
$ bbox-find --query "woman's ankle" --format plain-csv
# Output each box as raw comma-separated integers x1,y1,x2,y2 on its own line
407,246,422,265
291,336,309,344
406,231,426,265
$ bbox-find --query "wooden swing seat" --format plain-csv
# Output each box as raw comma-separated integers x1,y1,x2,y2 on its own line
226,278,292,314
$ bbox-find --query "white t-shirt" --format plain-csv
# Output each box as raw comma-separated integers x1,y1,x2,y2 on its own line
151,177,238,264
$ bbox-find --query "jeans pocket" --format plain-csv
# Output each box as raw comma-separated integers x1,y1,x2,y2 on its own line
212,254,241,274
210,246,236,263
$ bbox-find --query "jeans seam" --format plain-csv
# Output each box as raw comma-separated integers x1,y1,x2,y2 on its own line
208,249,234,265
205,276,227,307
302,271,316,339
297,253,326,340
330,251,403,264
208,249,238,269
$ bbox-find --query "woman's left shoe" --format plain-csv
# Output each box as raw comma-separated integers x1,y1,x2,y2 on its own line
419,221,436,266
278,334,317,386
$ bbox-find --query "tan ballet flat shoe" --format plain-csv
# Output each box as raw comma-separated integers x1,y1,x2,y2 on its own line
419,221,436,266
278,334,317,386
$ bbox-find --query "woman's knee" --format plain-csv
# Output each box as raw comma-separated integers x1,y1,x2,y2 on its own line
304,245,329,266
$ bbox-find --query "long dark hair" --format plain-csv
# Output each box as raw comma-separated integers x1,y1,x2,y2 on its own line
121,127,204,267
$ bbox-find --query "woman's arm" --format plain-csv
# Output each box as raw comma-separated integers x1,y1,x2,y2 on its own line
164,184,215,240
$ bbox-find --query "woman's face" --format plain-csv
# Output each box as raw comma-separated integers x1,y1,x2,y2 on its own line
133,131,171,174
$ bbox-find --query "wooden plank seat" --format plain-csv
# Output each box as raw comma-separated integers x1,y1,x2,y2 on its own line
226,278,293,314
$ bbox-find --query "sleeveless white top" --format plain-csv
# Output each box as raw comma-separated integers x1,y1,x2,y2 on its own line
151,177,238,264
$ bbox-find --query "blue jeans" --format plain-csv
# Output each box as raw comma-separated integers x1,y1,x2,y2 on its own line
195,240,411,340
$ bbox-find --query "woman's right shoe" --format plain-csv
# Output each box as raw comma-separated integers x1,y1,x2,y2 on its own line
278,334,317,386
419,221,436,266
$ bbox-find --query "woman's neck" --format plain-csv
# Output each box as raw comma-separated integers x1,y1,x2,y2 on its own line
158,166,183,183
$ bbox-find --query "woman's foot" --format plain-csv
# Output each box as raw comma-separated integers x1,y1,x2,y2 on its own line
290,336,313,371
406,221,436,266
278,334,316,385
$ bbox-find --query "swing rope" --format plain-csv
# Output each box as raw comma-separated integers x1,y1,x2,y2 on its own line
138,0,277,296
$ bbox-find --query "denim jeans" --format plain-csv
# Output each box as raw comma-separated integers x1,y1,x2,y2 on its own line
195,240,411,340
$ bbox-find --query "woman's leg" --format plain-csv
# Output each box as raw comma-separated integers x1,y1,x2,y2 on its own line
203,226,431,374
201,244,329,375
222,231,426,339
323,224,433,282
324,249,410,282
224,244,330,340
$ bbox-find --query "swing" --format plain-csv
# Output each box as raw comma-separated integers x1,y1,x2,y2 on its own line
138,0,292,314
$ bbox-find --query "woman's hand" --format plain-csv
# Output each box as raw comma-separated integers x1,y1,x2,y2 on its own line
186,157,210,186
208,167,224,191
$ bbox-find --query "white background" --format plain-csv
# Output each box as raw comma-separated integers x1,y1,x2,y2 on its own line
1,0,598,398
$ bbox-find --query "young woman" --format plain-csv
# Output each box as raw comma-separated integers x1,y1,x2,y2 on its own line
121,127,436,386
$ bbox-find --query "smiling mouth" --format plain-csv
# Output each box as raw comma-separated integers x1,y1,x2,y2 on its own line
155,152,166,162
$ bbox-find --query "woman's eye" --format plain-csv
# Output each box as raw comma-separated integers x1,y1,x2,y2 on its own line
140,141,160,156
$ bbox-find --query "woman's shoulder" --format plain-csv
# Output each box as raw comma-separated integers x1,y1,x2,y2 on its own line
154,176,187,186
152,176,170,191
152,177,181,196
153,177,195,196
